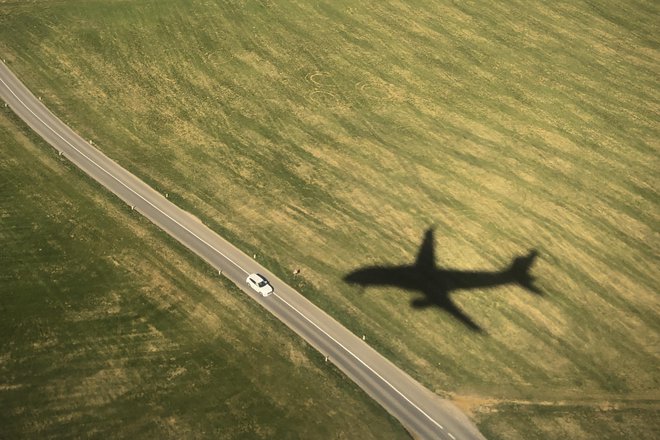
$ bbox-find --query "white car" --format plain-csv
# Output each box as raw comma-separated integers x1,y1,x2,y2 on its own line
246,273,274,297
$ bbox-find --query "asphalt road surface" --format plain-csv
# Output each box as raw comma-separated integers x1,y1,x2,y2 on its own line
1,60,486,440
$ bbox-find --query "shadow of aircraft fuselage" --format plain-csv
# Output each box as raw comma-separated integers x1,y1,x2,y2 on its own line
344,229,541,332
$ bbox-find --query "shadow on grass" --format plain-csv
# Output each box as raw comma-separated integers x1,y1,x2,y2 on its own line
343,228,541,333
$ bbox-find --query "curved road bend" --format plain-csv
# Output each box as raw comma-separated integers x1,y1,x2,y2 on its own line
0,60,486,440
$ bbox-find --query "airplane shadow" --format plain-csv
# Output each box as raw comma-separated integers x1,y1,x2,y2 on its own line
343,228,542,333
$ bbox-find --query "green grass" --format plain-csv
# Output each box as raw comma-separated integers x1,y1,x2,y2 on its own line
476,403,660,440
1,1,658,439
0,107,409,439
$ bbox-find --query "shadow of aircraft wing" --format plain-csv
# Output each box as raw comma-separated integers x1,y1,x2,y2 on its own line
410,282,484,332
414,228,436,272
440,298,483,332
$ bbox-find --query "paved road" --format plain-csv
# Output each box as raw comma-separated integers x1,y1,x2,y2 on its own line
0,60,486,440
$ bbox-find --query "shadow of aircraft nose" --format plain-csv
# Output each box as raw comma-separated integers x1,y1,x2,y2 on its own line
343,270,366,285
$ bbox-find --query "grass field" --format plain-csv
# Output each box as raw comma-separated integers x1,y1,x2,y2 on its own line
1,0,658,439
0,107,409,439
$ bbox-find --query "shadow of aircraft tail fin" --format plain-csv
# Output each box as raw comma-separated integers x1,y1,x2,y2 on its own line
509,250,541,294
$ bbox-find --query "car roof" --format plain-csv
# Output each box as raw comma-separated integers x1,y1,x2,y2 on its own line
250,273,265,282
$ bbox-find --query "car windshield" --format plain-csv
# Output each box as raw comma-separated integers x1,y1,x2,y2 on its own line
258,280,268,287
